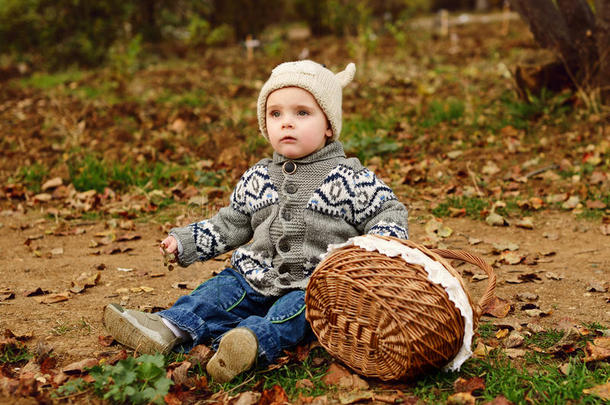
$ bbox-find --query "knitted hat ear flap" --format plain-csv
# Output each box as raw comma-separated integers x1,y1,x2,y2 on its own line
335,63,356,88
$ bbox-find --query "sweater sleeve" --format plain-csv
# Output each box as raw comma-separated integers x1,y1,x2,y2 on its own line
169,168,264,267
351,166,409,239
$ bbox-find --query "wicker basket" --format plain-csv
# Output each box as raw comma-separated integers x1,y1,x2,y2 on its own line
305,235,496,381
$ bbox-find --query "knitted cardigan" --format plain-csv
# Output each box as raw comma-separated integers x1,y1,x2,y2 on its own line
170,141,408,296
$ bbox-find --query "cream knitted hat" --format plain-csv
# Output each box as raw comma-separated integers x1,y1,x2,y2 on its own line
257,60,356,141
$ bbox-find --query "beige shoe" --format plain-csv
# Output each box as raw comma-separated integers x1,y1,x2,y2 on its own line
206,328,258,383
103,304,180,355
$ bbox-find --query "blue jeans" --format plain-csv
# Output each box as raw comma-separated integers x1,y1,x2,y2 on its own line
158,268,313,364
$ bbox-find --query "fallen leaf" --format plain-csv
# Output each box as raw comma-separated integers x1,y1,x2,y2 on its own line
482,395,514,405
116,232,141,242
562,196,580,209
447,392,475,405
41,177,63,191
483,296,511,318
504,348,526,358
338,374,369,390
339,390,373,404
259,385,289,405
501,252,524,265
472,341,496,358
586,200,606,209
0,289,15,301
62,358,98,375
322,363,352,386
296,379,315,389
583,382,610,400
468,237,482,245
98,335,116,347
230,391,261,405
524,308,551,317
545,272,563,280
425,218,453,239
492,242,519,252
35,292,71,304
453,376,485,394
515,292,538,301
600,224,610,236
586,282,608,293
485,212,508,226
495,329,509,339
584,337,610,362
504,332,524,348
515,217,534,229
188,345,214,368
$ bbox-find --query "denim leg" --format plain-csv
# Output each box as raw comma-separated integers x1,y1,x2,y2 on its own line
238,290,312,364
158,268,267,351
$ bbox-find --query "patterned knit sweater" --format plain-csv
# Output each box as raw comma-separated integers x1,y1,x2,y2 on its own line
170,141,408,296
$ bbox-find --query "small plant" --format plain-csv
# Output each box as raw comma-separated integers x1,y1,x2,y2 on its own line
421,98,465,128
87,354,173,404
0,340,32,364
523,329,564,350
432,197,489,219
14,163,48,192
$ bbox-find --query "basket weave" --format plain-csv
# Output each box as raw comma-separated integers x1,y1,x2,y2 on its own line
305,236,496,380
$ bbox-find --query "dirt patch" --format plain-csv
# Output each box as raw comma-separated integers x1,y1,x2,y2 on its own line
0,208,608,367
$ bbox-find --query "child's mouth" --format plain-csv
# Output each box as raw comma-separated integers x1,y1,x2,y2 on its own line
280,136,297,142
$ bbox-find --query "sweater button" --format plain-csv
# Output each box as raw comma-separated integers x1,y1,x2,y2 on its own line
279,240,290,253
282,161,296,174
285,184,298,194
282,211,292,221
278,264,289,274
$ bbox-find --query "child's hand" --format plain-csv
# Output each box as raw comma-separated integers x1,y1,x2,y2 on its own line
160,236,178,255
160,236,178,270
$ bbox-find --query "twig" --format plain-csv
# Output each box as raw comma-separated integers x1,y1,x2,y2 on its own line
224,373,256,394
525,164,559,179
575,249,600,255
52,388,93,400
466,162,483,197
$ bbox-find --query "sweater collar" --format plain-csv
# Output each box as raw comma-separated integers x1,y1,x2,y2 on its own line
272,141,346,165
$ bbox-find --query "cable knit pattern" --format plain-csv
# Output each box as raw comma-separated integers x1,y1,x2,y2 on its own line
368,221,408,239
307,165,397,225
231,165,278,215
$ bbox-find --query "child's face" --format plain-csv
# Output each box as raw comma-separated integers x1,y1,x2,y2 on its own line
266,87,332,159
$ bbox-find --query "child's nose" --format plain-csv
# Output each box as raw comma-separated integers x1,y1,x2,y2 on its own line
281,119,294,129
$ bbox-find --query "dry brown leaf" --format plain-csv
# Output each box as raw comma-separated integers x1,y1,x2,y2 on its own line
35,292,71,304
453,376,485,394
447,392,476,405
483,296,512,318
515,217,534,229
339,390,373,404
600,224,610,236
62,358,98,375
482,395,515,405
584,337,610,362
259,384,289,405
583,382,610,401
322,363,352,386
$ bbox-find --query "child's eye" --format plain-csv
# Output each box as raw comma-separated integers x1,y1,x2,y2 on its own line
269,111,280,118
297,110,310,116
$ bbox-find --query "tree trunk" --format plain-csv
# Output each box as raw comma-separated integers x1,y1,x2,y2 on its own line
508,0,608,104
597,0,610,104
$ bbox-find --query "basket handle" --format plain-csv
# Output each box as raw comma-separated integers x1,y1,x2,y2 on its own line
430,248,496,320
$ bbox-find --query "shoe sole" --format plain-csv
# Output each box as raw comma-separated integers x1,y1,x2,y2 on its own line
103,304,173,355
206,328,257,383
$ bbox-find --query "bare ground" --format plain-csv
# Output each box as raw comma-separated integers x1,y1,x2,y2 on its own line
0,207,608,369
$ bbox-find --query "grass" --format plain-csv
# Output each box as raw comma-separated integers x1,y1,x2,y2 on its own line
420,98,465,128
215,346,332,399
342,115,400,162
13,163,48,193
432,196,489,219
66,154,189,193
0,340,32,364
18,70,84,90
